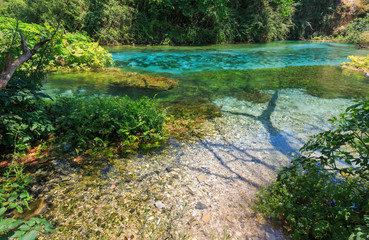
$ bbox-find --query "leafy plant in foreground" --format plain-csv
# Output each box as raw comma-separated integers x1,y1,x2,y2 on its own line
0,163,54,239
301,100,369,179
50,95,167,153
255,101,369,239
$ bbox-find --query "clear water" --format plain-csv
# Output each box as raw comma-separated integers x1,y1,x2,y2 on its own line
110,41,369,74
45,41,369,104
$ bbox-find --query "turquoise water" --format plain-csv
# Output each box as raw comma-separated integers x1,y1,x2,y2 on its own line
110,41,369,74
46,41,369,103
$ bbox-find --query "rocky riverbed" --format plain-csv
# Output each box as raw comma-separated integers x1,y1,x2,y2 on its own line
36,88,353,239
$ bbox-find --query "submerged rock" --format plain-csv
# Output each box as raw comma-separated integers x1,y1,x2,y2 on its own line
195,202,207,210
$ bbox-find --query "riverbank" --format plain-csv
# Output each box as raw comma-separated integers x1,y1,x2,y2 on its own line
34,88,353,239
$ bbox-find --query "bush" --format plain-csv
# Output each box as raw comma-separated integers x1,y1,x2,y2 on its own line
0,17,113,72
51,95,167,153
255,101,369,239
0,18,54,154
343,13,369,44
48,32,113,71
0,80,54,153
358,31,369,48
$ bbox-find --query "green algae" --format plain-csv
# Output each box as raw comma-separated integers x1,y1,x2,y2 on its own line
46,65,369,105
46,69,178,94
180,66,369,102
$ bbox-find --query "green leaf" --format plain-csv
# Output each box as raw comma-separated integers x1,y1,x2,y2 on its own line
8,194,18,202
19,230,38,240
19,224,31,231
16,205,23,213
0,207,7,216
20,191,28,199
0,218,22,232
12,230,26,238
9,203,17,209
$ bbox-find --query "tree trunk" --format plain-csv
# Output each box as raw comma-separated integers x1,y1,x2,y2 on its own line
0,33,49,90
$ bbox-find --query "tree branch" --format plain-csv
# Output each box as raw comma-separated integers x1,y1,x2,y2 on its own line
0,33,49,91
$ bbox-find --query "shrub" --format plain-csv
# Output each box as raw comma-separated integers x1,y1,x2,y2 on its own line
358,31,369,48
344,55,369,72
48,32,113,71
255,101,369,239
0,18,54,154
50,95,167,153
343,13,369,44
0,17,113,72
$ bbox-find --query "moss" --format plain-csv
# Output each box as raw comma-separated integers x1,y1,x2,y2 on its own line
163,100,221,140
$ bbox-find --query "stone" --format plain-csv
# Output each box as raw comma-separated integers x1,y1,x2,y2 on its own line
154,201,165,209
195,202,207,210
197,174,207,183
202,214,211,223
265,232,277,240
226,216,233,222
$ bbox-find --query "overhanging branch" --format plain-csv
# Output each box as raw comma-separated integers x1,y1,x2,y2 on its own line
0,33,49,90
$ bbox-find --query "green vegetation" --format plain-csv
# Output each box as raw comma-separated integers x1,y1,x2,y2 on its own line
48,70,178,91
1,0,295,45
3,0,369,45
0,17,113,72
344,55,369,73
255,101,369,239
50,95,167,154
182,66,369,101
0,163,54,239
341,13,369,45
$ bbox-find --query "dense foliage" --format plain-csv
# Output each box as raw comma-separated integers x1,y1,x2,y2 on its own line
0,18,54,153
3,0,369,45
255,101,369,239
0,17,113,71
342,13,369,44
50,95,167,153
0,0,295,45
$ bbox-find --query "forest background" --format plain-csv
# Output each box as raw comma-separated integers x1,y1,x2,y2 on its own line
2,0,369,46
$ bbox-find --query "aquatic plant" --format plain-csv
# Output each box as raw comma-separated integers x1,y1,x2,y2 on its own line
164,101,222,139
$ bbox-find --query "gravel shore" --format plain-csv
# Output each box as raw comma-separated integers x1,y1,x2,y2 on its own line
158,88,354,239
38,88,354,239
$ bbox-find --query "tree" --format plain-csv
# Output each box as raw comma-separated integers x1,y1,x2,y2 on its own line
0,33,48,90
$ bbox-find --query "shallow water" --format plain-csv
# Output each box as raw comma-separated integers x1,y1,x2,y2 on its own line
42,41,369,240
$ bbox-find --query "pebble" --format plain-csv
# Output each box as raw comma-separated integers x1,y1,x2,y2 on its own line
202,214,211,223
195,202,207,210
154,201,165,209
197,174,207,183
